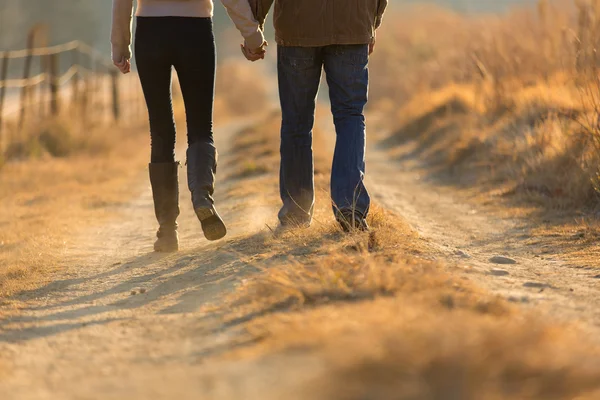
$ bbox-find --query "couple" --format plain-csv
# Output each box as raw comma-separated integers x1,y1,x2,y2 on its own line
111,0,387,252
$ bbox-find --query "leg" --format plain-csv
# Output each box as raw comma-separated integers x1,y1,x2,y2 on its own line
148,162,180,252
173,18,226,241
135,17,180,251
277,45,323,226
323,44,371,228
173,17,216,146
135,18,177,163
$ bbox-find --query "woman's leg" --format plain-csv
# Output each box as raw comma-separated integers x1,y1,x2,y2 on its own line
172,18,226,241
172,17,216,146
135,18,178,163
135,17,180,252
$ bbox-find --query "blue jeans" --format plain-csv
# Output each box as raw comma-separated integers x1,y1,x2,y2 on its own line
277,45,371,225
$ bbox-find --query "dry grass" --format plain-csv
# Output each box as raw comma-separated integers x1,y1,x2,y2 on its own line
216,210,600,399
206,108,600,399
365,3,600,272
2,117,114,163
383,84,599,207
268,300,600,400
220,190,600,400
370,2,577,107
371,3,600,215
219,192,600,399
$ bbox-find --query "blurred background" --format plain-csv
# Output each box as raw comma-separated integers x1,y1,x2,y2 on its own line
1,0,597,194
0,1,538,54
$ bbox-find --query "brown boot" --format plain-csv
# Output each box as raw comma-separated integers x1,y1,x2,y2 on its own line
187,142,227,241
149,162,180,252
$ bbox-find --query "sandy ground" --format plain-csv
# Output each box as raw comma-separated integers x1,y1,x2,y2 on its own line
1,115,600,398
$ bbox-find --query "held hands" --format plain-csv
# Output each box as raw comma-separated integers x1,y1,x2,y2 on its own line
114,56,131,74
241,40,268,62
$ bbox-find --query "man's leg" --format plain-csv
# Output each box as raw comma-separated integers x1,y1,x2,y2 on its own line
277,46,323,226
324,45,371,228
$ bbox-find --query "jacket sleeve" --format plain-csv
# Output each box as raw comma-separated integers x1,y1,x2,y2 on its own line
111,0,134,63
220,0,265,50
248,0,274,29
375,0,388,29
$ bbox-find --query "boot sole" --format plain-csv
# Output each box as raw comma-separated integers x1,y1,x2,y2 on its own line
154,243,179,253
195,208,227,241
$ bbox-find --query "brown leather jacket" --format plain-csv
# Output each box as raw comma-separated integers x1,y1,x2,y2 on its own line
249,0,387,47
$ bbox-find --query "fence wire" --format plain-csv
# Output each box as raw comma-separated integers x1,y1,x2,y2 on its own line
0,35,144,155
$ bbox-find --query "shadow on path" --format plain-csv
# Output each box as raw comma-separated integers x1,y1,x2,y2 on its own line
0,231,278,344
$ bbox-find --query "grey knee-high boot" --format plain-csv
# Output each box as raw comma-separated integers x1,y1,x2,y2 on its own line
187,142,227,241
149,162,180,252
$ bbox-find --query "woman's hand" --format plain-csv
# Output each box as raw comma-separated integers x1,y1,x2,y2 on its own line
114,57,131,74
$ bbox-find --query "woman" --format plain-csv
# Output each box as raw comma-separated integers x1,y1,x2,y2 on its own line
111,0,265,252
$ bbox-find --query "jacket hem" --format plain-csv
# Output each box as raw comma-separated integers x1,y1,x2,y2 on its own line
275,34,374,47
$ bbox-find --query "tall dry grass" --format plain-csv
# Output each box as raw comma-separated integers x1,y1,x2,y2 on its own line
226,247,600,399
373,1,600,211
371,2,576,107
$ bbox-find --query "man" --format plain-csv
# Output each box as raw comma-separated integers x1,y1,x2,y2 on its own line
243,0,387,232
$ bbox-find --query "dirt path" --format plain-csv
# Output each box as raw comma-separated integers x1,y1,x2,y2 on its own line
0,119,293,399
1,115,600,398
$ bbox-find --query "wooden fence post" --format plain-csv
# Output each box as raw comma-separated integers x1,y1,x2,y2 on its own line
88,56,96,121
71,49,80,109
0,53,9,141
111,70,120,122
2,32,117,134
49,53,60,116
18,30,35,132
38,55,47,118
81,70,90,126
36,26,49,119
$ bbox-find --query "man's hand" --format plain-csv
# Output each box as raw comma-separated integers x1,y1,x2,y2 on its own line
369,36,376,55
241,41,267,62
114,57,131,74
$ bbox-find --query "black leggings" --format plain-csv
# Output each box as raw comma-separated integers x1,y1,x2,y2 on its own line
135,17,216,163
